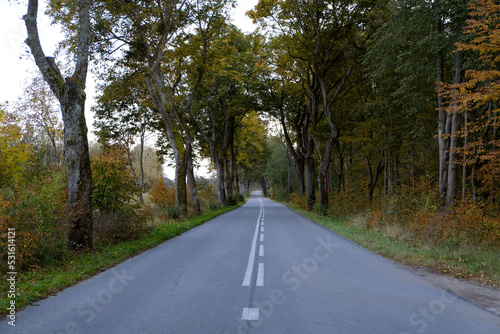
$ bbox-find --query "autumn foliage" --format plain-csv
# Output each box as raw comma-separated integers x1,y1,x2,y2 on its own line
444,0,500,201
91,146,152,244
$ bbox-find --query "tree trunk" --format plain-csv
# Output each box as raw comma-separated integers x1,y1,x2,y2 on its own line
186,142,201,215
215,153,227,206
287,147,295,194
61,82,93,251
462,110,468,201
436,3,449,204
445,50,464,207
305,135,316,211
138,128,145,204
24,0,93,251
296,155,305,196
175,143,188,215
366,159,383,201
261,176,269,197
317,133,337,207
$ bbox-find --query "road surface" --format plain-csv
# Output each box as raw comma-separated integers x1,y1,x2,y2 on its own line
2,192,499,333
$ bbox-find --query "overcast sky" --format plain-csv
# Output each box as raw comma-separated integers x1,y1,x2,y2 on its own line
0,0,258,103
0,0,258,178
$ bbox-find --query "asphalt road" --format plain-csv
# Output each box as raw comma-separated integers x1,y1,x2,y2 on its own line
2,192,500,333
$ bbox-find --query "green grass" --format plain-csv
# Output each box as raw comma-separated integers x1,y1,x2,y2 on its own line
0,202,245,316
284,203,500,287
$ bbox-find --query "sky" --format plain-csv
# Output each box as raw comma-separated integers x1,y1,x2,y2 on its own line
0,0,259,178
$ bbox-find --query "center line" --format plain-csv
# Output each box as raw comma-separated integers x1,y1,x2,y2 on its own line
260,233,264,242
256,263,264,286
259,244,264,257
242,200,263,287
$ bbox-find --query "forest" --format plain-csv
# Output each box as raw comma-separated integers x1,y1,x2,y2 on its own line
1,0,500,295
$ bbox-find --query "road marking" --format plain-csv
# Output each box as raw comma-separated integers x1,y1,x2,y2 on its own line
242,201,263,287
259,244,264,257
260,233,264,242
261,226,264,232
257,263,264,286
242,308,259,321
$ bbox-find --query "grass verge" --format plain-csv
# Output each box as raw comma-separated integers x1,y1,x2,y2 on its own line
0,202,245,317
283,203,500,288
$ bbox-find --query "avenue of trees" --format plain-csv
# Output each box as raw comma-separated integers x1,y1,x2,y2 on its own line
1,0,500,262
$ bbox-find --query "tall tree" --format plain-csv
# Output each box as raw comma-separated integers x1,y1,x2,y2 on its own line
24,0,93,250
16,73,63,165
93,69,160,203
251,0,383,209
191,25,258,206
450,0,500,202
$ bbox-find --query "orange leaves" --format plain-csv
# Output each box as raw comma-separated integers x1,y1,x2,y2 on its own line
149,179,176,209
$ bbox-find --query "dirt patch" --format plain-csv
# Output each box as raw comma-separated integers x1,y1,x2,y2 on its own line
406,265,500,317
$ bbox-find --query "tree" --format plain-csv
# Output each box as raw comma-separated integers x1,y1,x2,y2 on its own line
88,0,234,215
191,25,258,206
24,0,93,250
93,69,161,203
251,0,383,209
0,105,33,188
449,0,500,202
16,73,63,166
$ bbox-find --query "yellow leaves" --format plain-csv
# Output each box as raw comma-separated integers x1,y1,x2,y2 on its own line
0,107,34,187
236,111,267,168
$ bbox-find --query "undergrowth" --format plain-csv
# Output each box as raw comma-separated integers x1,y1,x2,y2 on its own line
284,185,500,287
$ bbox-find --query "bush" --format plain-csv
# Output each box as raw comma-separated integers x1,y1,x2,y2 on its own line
93,206,152,245
314,204,330,217
91,146,151,245
227,194,239,206
149,178,180,219
91,146,139,213
0,167,68,271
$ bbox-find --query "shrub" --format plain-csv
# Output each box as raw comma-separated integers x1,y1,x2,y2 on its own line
314,204,330,216
91,146,151,245
149,178,176,208
227,194,239,206
148,178,180,219
93,205,152,245
0,167,67,271
91,146,139,213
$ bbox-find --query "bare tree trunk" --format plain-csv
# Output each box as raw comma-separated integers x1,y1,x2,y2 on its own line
445,49,464,207
186,142,200,214
366,159,383,201
305,134,316,211
261,176,269,197
138,128,145,203
462,110,468,201
436,4,448,205
24,0,93,251
61,84,93,251
175,144,188,214
318,135,336,206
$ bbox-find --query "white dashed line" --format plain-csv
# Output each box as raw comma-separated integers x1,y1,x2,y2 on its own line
242,200,263,287
259,244,264,257
257,263,264,286
242,308,259,320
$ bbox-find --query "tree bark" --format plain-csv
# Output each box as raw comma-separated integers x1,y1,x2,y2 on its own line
24,0,93,251
186,142,201,215
366,159,383,201
305,133,316,210
435,2,449,204
139,127,145,203
445,43,464,207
